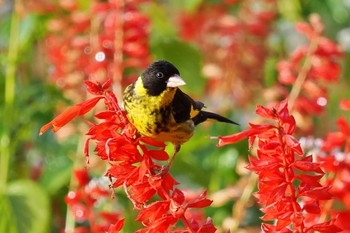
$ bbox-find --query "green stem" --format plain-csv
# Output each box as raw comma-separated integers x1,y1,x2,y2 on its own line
0,1,20,192
64,135,86,231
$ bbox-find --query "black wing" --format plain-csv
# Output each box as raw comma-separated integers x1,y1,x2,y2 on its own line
171,89,204,123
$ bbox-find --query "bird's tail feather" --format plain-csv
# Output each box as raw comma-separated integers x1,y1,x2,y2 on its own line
192,111,238,126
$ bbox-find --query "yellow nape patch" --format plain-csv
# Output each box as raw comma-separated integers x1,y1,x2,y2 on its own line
134,77,148,96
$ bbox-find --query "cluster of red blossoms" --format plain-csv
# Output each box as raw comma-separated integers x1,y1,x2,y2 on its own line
315,99,350,232
64,168,124,233
217,100,343,232
276,14,343,131
40,80,216,233
179,0,277,107
30,0,151,100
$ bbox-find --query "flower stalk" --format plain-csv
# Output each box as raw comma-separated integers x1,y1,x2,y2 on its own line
217,100,341,232
0,1,20,192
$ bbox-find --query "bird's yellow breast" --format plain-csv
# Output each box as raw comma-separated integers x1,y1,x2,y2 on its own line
123,78,194,145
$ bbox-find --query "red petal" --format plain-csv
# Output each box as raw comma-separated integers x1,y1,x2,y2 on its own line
296,174,323,187
108,218,125,233
188,199,213,208
130,182,156,203
262,223,293,233
322,132,345,151
282,115,296,134
73,168,90,186
95,111,116,119
336,116,350,135
295,22,315,39
284,135,303,155
303,202,321,214
136,201,169,222
39,97,103,135
77,96,104,115
196,218,216,233
256,105,275,119
246,155,280,172
340,99,350,111
308,221,342,233
293,160,323,173
335,211,350,231
85,80,102,95
137,136,166,148
102,79,112,90
172,189,185,204
39,105,80,135
300,187,333,200
159,174,179,198
216,128,259,146
277,99,289,116
148,150,169,161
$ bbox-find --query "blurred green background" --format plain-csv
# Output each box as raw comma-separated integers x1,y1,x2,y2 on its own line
0,0,349,232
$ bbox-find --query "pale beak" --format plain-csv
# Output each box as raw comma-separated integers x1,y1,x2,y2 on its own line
166,74,186,88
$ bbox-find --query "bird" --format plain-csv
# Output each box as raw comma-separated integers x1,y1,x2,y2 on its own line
123,60,238,171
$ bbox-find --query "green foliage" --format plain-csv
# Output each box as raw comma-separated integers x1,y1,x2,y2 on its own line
0,8,75,233
151,39,204,95
0,180,50,233
147,2,204,95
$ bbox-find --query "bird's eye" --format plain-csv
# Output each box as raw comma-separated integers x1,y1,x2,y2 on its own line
156,72,164,79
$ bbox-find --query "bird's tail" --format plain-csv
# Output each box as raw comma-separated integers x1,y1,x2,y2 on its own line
192,111,238,126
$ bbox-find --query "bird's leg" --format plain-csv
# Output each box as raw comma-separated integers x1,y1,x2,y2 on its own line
159,144,180,176
168,144,180,169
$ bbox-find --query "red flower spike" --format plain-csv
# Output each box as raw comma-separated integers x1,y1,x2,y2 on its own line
217,100,340,232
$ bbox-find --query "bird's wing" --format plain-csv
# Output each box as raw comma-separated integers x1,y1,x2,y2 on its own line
171,89,204,123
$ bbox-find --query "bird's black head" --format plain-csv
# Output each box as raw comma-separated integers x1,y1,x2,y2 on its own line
141,60,185,96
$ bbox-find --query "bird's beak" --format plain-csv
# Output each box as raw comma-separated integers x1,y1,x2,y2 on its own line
166,74,186,88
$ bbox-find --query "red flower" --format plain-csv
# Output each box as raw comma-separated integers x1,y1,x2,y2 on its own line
64,168,123,233
217,100,341,233
41,80,216,232
274,15,344,132
322,116,350,152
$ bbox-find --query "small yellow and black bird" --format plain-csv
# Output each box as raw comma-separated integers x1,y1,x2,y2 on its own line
123,60,237,167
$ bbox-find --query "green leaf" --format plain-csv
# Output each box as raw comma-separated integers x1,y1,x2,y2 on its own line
151,39,204,95
172,0,203,12
145,3,177,42
278,0,302,21
264,57,278,87
0,180,50,233
39,154,72,195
